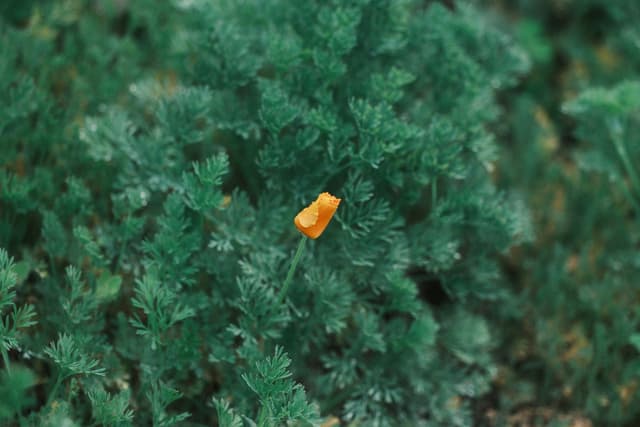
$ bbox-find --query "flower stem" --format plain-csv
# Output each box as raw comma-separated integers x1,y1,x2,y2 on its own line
275,236,307,307
46,372,64,406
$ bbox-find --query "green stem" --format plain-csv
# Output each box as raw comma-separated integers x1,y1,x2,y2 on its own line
256,406,268,427
275,236,307,307
46,372,64,406
613,135,640,196
1,347,10,374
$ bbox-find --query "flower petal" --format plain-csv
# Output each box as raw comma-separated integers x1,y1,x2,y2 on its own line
296,203,319,228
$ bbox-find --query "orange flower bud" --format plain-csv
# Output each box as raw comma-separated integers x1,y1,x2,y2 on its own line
294,192,341,239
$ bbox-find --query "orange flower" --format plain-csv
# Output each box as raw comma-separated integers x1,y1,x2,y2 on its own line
294,192,341,239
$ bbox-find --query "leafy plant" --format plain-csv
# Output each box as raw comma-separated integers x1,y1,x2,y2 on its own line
10,0,640,426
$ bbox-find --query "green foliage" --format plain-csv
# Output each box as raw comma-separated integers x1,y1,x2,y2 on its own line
87,385,134,427
0,249,37,358
213,398,243,427
44,333,106,378
148,381,191,427
0,367,37,420
9,0,639,426
3,0,530,422
130,270,195,350
493,1,640,424
181,153,229,214
241,346,319,426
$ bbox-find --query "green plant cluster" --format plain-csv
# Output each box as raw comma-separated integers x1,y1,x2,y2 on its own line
492,0,640,425
2,0,640,426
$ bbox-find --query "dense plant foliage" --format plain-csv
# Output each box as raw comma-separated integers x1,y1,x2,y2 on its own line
1,0,639,426
492,1,640,425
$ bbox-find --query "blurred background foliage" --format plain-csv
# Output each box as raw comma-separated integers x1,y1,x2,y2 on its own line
490,0,640,425
2,0,640,426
